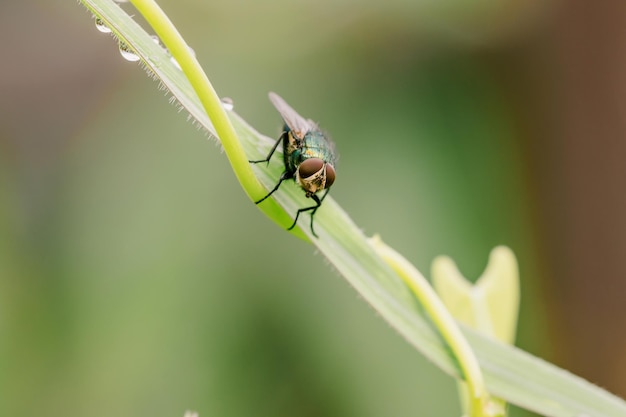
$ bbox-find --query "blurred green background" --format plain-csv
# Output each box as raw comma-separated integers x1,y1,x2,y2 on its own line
2,1,626,416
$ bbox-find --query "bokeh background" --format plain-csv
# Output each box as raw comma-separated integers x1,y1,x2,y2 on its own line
2,1,625,416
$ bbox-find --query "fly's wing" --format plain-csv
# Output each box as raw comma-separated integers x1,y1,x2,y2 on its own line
269,92,318,140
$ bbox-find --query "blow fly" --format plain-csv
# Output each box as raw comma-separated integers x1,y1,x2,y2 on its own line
250,92,337,237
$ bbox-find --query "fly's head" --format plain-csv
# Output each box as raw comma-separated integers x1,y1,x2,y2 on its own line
296,158,336,196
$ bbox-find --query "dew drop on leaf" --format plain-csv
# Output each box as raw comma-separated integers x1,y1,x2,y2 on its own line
220,97,234,111
95,18,112,33
119,42,140,62
170,56,181,70
168,46,195,70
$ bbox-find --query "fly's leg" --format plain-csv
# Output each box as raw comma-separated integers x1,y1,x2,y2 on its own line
288,188,331,238
249,131,286,164
250,131,291,204
287,195,320,236
255,171,293,204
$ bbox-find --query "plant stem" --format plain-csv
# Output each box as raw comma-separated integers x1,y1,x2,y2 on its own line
370,235,493,417
128,0,306,238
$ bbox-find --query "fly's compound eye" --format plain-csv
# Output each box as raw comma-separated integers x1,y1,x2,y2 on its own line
298,158,324,179
324,164,336,188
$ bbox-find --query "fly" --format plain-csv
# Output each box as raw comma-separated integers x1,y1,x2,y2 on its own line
250,92,337,237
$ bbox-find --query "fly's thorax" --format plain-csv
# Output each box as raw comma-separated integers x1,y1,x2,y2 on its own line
296,158,336,195
305,132,336,167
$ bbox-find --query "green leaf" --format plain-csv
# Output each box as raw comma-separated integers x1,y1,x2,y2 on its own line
79,1,626,416
432,246,520,345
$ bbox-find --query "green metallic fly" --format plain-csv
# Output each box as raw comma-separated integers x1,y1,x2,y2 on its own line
250,92,337,237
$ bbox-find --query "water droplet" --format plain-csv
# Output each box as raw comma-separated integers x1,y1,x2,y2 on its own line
170,56,182,70
168,46,196,70
113,0,129,3
150,35,161,46
95,18,112,33
220,97,234,111
119,42,140,62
